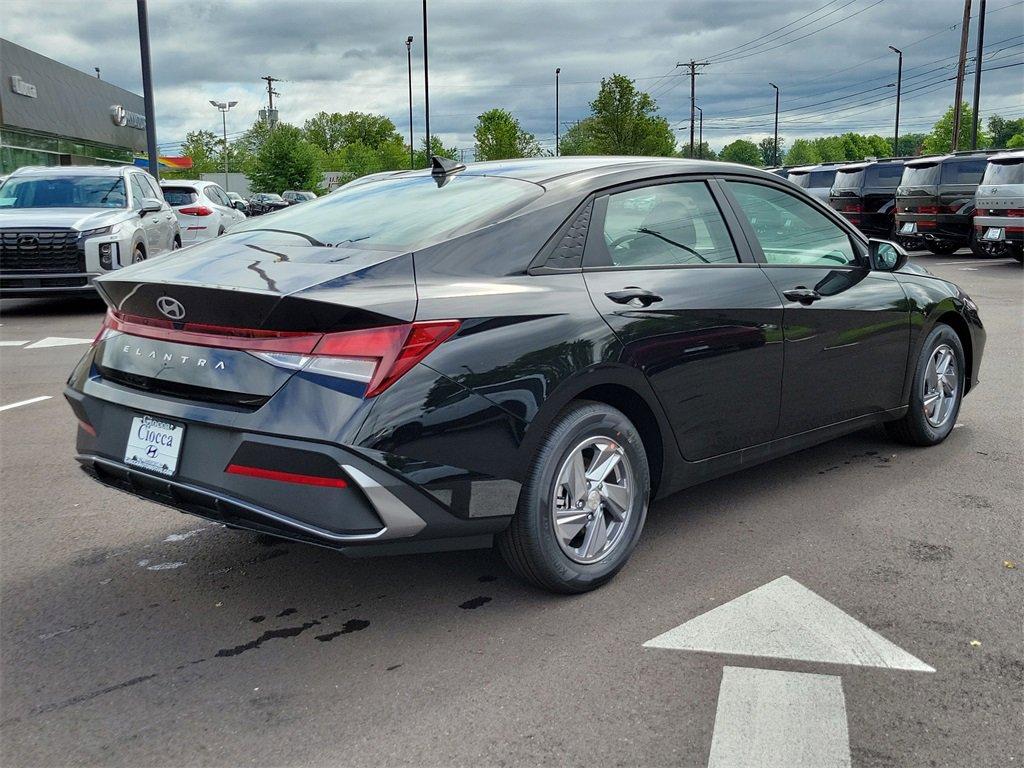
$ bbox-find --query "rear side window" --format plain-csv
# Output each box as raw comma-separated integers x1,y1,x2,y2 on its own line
982,160,1023,185
833,170,863,190
230,174,542,249
941,158,987,184
901,163,940,186
791,170,837,188
865,164,904,187
162,187,199,206
594,181,738,267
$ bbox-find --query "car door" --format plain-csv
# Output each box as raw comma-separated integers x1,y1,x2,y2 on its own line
130,173,167,255
720,178,910,436
140,172,176,252
583,178,784,461
203,185,231,233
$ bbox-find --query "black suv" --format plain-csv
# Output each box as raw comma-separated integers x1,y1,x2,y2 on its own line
830,159,905,238
247,193,289,216
895,152,991,255
283,190,317,205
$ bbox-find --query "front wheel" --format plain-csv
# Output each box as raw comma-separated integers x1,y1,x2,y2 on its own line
886,324,965,446
498,401,650,593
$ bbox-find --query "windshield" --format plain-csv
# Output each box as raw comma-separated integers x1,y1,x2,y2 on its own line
789,170,836,188
982,159,1023,185
901,163,939,187
833,170,863,190
229,174,543,249
0,175,127,209
161,187,199,206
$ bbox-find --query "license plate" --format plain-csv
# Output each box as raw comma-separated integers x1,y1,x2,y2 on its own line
124,415,184,477
983,227,1004,241
900,222,917,234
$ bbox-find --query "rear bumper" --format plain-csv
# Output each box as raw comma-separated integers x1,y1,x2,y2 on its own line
895,213,973,245
0,272,99,297
974,216,1024,244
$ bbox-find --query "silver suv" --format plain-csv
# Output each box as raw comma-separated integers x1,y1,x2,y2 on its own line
0,165,180,297
974,150,1023,262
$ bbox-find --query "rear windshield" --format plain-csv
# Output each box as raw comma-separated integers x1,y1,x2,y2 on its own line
901,163,939,187
0,175,127,209
982,159,1024,185
865,163,904,187
789,170,836,188
941,158,987,184
833,169,863,190
229,174,542,249
161,187,199,206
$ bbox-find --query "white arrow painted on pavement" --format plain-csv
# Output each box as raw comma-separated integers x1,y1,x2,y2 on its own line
23,337,93,349
708,667,851,768
644,575,934,671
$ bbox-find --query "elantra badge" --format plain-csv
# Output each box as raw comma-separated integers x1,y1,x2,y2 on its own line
157,296,185,321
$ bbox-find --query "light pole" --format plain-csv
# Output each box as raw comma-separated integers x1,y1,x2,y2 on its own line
406,36,414,168
696,105,703,158
971,0,987,149
422,0,430,157
555,68,561,157
888,46,903,156
136,0,159,180
769,82,779,166
209,100,238,192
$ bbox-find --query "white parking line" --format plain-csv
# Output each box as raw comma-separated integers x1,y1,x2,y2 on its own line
935,258,1014,266
0,340,29,347
708,667,851,768
23,337,92,349
0,395,52,412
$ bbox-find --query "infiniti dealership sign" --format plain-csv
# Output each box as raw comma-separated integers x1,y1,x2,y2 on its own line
110,104,146,130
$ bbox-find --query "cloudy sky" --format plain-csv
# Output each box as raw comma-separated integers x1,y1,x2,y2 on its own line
4,0,1022,157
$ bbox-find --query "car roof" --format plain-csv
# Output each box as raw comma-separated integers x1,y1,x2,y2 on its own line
836,158,906,172
159,179,210,188
990,150,1024,163
8,165,137,177
788,163,844,174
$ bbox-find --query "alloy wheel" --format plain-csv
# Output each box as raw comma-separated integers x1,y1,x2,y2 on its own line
551,436,634,564
923,343,958,428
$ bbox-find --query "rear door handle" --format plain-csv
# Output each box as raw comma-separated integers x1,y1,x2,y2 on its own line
783,287,822,304
605,288,663,307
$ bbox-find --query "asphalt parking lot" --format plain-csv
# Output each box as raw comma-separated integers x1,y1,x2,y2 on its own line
0,251,1020,768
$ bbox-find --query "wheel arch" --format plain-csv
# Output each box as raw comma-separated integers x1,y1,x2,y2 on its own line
933,310,974,393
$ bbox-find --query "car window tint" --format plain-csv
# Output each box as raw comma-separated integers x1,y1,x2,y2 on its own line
941,158,987,184
207,186,228,206
833,170,863,190
865,164,904,186
161,187,198,206
599,181,738,267
982,159,1023,185
901,163,939,186
141,174,163,200
728,181,858,267
129,175,148,208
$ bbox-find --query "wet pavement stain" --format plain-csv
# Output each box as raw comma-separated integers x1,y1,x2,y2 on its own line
386,664,403,671
215,621,321,657
276,608,297,618
31,674,158,716
249,615,265,623
315,619,370,642
459,596,492,610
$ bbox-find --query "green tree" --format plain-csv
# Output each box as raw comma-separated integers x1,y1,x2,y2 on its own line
720,139,762,166
304,111,404,154
413,135,460,169
174,130,220,177
558,119,598,155
785,138,820,166
987,115,1024,148
922,103,990,154
758,136,786,166
896,133,927,157
584,74,677,156
473,109,542,161
248,123,323,194
1006,133,1024,149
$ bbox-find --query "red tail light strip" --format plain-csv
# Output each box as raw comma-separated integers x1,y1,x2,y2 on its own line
226,463,348,488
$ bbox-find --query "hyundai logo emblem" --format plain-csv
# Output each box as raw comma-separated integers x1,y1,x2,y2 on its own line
17,235,38,249
156,296,186,321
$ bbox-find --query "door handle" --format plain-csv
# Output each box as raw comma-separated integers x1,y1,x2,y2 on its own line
783,287,822,304
605,288,663,307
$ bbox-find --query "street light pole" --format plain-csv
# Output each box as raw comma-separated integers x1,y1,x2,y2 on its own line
971,0,987,149
136,0,159,180
406,36,414,168
422,0,431,157
888,46,903,156
769,82,780,166
555,68,561,157
696,105,703,158
209,100,238,192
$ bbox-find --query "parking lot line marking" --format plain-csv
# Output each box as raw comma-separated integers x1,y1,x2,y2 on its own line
643,575,934,672
23,337,93,349
0,395,52,412
0,341,29,347
935,258,1014,266
708,667,851,768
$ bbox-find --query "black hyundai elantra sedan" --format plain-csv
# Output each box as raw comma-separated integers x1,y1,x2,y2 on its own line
66,156,984,593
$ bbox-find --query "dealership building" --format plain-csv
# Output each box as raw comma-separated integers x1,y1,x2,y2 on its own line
1,38,147,175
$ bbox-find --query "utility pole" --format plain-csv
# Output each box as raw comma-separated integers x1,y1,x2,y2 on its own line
677,60,709,158
889,46,903,156
210,101,237,192
555,67,561,157
136,0,159,180
769,82,780,166
406,36,415,168
951,0,973,152
260,75,280,128
971,0,987,149
422,0,431,157
696,105,703,158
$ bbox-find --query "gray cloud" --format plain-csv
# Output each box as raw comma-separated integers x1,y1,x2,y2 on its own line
4,0,1022,155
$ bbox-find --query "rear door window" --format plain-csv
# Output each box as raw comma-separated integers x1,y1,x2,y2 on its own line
941,158,987,184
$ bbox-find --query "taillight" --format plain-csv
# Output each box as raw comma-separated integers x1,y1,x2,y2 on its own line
179,205,213,216
1005,209,1024,218
842,203,863,213
917,205,940,215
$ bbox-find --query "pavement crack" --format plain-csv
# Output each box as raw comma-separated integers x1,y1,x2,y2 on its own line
214,620,321,658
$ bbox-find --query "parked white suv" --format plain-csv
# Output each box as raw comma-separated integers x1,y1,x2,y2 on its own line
0,165,180,297
160,180,246,244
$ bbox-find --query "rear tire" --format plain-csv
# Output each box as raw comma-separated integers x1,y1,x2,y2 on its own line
885,324,965,446
497,401,650,594
969,229,988,258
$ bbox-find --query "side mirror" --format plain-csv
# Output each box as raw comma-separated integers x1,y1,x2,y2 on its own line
233,200,246,211
140,198,162,215
868,238,909,272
